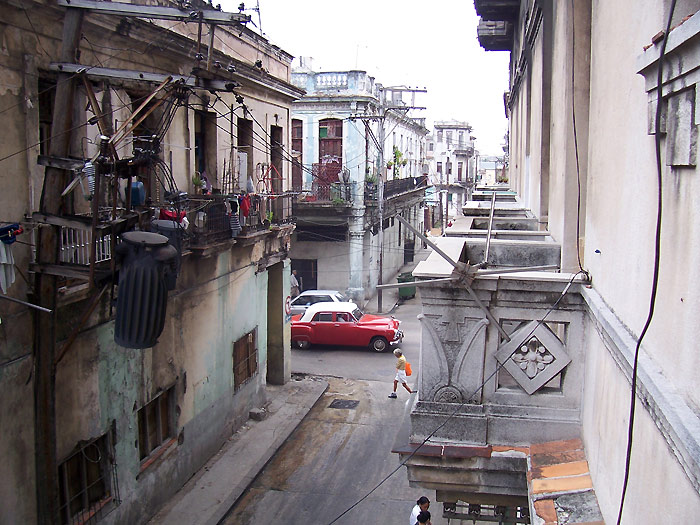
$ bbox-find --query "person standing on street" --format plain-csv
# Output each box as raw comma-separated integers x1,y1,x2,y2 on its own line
290,269,300,298
389,349,414,398
410,496,430,525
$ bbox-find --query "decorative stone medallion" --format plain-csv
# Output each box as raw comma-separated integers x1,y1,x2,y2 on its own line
495,320,571,395
434,385,464,404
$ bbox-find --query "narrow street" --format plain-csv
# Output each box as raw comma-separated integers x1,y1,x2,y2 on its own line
221,293,441,524
221,375,438,524
221,293,478,524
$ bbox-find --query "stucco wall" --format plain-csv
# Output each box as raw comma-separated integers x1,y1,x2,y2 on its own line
51,249,269,525
581,302,700,524
0,2,296,521
585,2,700,407
580,2,700,518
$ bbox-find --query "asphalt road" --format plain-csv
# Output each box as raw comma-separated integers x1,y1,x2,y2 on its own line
220,294,453,525
289,295,424,386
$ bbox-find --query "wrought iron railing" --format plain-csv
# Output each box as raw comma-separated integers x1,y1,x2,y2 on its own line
299,182,355,203
59,228,112,265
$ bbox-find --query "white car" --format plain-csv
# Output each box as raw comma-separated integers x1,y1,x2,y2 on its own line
289,290,351,316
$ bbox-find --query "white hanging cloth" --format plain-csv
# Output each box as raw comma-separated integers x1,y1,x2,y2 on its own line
0,242,16,294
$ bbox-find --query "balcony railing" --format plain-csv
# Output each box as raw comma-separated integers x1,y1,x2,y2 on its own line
299,182,355,203
158,193,294,251
60,228,112,265
384,175,428,199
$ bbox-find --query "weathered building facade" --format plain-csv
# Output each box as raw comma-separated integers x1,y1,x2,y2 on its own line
0,1,302,523
289,68,429,301
397,1,700,524
427,120,477,221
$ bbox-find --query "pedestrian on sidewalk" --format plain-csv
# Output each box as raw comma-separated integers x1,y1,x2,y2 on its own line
409,496,430,525
389,349,414,398
416,510,431,524
290,269,300,298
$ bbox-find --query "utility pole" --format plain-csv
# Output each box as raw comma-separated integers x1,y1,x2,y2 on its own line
375,86,426,312
353,87,426,312
35,8,84,523
377,89,385,312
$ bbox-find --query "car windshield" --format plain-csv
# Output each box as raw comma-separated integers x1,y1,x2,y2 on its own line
334,292,350,302
352,307,364,321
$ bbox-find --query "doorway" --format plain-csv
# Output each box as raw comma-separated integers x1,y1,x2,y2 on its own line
291,259,317,292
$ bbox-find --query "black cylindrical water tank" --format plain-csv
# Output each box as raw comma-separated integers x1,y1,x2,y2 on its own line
114,231,178,349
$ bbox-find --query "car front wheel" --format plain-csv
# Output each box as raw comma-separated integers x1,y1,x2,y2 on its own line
370,336,389,353
295,340,310,349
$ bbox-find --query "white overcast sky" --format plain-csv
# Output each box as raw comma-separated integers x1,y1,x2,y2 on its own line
221,0,511,155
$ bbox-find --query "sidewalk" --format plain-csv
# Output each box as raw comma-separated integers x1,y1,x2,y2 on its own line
147,376,328,525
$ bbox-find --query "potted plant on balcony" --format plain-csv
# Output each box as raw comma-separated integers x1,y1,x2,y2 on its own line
192,173,204,193
389,146,407,180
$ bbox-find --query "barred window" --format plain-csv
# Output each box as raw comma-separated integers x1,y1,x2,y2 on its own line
234,329,258,390
58,433,117,525
137,387,174,462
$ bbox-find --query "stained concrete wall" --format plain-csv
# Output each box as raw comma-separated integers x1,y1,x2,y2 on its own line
50,248,272,525
0,1,297,522
579,2,700,521
502,0,700,521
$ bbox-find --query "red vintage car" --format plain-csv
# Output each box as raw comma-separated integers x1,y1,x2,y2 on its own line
291,302,403,352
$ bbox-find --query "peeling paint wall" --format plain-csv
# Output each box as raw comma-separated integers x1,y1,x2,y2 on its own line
0,1,296,522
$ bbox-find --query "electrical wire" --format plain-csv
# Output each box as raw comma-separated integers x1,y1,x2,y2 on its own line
19,0,51,58
327,270,586,524
570,0,589,280
615,1,676,523
0,89,165,165
0,16,187,119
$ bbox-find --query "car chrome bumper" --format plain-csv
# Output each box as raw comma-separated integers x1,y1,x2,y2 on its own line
391,329,404,344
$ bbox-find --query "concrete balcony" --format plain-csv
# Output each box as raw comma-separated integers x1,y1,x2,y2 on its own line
474,0,520,21
477,20,514,51
399,234,584,512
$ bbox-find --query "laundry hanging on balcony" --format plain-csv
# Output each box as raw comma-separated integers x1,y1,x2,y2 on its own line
0,223,23,294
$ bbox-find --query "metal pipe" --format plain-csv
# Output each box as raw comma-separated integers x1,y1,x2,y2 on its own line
475,264,560,276
464,284,511,342
0,294,53,313
483,190,496,266
396,214,462,270
376,277,459,289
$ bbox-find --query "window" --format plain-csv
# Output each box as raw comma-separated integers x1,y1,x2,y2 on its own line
437,162,442,174
446,131,452,146
194,111,218,190
319,118,342,159
291,119,303,190
38,79,56,156
428,142,434,152
447,161,452,175
233,329,258,390
58,433,117,525
336,312,352,322
137,387,174,462
237,117,254,192
313,312,333,322
437,130,443,142
458,162,463,181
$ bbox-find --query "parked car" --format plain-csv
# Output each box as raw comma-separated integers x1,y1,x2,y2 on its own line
289,289,351,316
291,302,403,352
